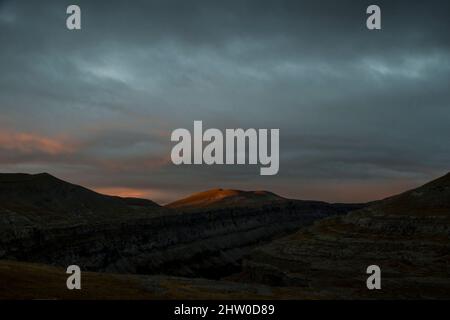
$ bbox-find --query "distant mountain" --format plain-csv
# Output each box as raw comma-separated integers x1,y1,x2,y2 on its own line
242,172,450,299
0,173,160,226
166,188,287,209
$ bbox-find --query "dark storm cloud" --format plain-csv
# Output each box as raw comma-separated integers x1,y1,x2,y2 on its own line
1,0,449,203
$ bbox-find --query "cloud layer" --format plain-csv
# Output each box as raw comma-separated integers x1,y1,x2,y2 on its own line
1,0,449,203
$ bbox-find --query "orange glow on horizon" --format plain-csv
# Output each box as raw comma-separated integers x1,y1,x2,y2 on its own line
94,187,151,198
0,130,73,155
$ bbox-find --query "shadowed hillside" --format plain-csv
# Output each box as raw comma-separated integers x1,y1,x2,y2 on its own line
365,172,450,216
0,173,161,227
241,172,450,299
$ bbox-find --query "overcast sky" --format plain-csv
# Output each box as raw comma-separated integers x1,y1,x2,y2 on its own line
1,0,449,204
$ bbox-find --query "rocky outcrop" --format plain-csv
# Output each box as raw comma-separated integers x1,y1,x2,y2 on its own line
241,173,450,299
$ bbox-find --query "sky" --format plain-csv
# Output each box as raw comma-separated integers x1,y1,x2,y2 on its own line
1,0,449,204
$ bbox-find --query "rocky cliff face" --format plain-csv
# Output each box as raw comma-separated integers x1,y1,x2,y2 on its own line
241,173,450,299
0,173,357,278
0,201,352,278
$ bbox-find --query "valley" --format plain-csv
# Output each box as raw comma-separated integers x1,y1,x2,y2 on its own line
1,172,449,299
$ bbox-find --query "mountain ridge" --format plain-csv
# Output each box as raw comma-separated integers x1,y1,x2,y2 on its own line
166,188,287,209
365,171,450,216
0,172,161,225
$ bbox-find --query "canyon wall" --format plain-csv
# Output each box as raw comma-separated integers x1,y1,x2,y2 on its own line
0,201,357,278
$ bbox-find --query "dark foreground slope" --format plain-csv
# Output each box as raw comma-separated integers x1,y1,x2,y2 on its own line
0,260,330,299
241,173,450,299
0,173,357,279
